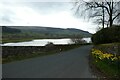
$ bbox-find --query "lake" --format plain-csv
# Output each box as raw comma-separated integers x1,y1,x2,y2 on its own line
1,38,91,46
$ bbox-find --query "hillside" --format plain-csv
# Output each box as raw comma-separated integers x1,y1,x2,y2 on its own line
2,26,21,33
5,26,92,37
2,26,92,43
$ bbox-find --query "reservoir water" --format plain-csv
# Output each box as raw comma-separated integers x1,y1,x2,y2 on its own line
1,38,91,46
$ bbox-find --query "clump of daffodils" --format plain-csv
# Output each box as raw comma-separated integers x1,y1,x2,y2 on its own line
92,49,120,61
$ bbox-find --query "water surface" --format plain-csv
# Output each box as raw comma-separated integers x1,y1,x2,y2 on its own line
2,38,91,46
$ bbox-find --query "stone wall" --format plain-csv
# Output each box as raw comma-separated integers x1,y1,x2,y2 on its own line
2,46,57,58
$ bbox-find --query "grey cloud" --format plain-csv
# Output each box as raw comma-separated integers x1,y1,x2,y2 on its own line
0,8,16,24
1,15,12,23
24,2,73,14
0,2,73,25
2,2,73,14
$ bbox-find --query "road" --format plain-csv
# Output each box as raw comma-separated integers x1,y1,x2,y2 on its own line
2,45,95,78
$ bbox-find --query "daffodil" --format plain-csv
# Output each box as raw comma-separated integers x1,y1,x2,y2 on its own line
91,48,118,61
111,57,118,61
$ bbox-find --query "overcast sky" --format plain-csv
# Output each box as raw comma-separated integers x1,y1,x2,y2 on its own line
0,0,98,33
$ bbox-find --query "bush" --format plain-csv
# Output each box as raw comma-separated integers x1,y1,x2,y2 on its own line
45,42,54,47
45,42,55,51
92,25,120,44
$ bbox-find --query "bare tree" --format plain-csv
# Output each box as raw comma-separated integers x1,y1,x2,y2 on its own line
74,0,120,27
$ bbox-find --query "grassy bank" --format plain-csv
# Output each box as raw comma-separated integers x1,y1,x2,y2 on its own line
2,37,70,43
90,43,120,78
2,38,34,43
2,44,82,64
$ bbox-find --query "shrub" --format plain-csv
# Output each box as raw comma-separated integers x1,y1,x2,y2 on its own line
92,25,120,44
45,42,55,51
45,42,54,47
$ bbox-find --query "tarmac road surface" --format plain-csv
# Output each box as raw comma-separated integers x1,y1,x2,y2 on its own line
2,45,95,78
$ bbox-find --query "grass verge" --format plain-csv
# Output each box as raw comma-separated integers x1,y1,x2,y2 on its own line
93,60,120,78
90,48,120,79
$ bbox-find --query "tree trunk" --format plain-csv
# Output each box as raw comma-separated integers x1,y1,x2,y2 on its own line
102,2,105,28
110,1,113,27
110,20,113,27
109,13,113,27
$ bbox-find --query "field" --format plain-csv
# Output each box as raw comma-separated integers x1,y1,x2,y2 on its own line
2,32,73,43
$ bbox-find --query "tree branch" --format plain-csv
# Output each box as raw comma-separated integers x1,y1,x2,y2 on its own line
95,2,110,15
113,13,120,21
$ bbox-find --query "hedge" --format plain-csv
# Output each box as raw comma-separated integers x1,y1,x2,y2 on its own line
92,25,120,44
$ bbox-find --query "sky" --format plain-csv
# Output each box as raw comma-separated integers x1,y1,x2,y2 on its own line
0,0,98,33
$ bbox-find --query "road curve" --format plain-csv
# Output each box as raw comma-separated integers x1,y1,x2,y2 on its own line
3,45,94,78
